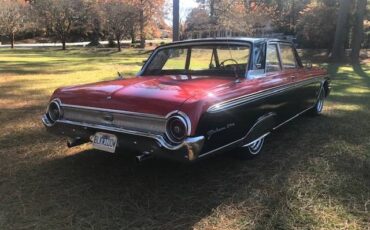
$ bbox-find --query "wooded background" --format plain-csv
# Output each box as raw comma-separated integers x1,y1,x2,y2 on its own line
0,0,368,63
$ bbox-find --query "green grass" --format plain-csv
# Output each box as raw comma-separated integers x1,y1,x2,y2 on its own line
0,48,369,229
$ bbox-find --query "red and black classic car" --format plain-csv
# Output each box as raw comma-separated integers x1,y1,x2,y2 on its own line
42,38,330,162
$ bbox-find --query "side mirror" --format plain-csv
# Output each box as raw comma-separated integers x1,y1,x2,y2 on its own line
305,61,313,69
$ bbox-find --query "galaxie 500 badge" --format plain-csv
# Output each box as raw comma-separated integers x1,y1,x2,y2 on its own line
207,123,235,140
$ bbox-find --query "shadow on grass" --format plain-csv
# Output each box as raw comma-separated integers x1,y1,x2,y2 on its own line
353,63,369,79
0,57,369,228
2,107,369,229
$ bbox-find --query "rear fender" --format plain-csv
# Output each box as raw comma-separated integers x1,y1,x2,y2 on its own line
242,112,276,146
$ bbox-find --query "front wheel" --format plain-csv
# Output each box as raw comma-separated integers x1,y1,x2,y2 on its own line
234,136,265,160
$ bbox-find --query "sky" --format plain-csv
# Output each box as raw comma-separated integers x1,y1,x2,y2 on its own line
166,0,199,24
180,0,199,16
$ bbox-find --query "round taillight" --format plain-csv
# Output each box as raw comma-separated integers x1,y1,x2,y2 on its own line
47,100,62,123
166,116,188,143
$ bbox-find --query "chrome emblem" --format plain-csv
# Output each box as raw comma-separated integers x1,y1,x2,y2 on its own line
103,113,114,122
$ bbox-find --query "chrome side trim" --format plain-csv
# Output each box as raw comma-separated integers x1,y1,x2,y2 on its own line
207,77,324,113
198,105,316,159
198,132,271,159
273,106,314,130
198,137,244,159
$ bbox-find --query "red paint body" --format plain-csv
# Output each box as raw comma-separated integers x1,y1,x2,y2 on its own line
51,68,326,136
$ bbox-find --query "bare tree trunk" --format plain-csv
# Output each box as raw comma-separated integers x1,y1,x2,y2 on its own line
62,40,66,50
139,8,145,48
332,0,352,63
90,18,101,46
117,36,121,52
10,32,15,49
131,27,136,44
351,0,367,63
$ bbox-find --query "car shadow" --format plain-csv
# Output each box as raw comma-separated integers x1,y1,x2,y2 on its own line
5,106,367,229
2,61,369,229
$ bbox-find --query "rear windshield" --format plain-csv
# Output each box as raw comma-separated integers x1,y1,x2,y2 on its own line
143,44,251,77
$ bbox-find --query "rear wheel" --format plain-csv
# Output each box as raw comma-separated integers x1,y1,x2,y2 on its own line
309,87,325,116
234,136,265,160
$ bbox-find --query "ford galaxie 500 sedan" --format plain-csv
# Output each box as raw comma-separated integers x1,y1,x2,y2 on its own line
42,38,330,162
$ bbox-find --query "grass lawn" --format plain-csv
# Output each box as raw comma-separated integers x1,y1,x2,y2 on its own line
0,48,369,229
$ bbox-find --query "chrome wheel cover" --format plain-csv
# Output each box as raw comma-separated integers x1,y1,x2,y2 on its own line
317,89,325,113
248,137,264,155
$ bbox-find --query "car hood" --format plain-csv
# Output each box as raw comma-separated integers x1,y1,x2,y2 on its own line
53,75,235,116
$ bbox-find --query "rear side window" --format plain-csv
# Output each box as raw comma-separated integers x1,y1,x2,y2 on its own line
279,44,297,69
266,44,281,72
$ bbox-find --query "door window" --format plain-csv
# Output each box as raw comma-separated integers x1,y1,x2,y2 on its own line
279,44,297,69
266,44,281,72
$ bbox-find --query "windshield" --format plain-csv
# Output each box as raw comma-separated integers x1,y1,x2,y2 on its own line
143,44,251,77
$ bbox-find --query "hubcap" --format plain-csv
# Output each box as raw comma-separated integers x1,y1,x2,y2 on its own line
317,90,325,113
248,138,264,155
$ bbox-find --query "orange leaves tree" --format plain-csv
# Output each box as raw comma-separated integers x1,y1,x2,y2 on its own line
0,0,28,48
128,0,166,48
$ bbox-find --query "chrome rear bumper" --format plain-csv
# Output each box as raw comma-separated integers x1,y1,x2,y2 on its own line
42,114,205,161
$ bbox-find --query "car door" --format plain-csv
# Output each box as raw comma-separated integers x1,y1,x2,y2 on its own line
257,42,298,125
278,42,321,113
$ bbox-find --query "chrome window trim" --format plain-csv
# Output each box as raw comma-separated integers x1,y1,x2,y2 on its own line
139,41,253,76
207,77,325,113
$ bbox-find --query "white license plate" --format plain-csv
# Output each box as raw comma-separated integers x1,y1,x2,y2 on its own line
92,132,118,153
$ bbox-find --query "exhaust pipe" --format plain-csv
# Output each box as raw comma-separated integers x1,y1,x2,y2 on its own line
136,152,153,163
67,138,86,148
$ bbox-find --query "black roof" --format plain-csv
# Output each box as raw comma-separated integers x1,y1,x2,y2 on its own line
165,37,291,46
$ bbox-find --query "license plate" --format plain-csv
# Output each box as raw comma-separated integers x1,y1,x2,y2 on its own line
92,132,117,153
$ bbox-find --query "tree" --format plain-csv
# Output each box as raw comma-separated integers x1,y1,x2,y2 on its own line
131,0,165,48
187,0,278,37
85,0,104,46
33,0,86,50
351,0,367,63
102,0,137,51
0,0,27,48
296,2,338,49
332,0,353,62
